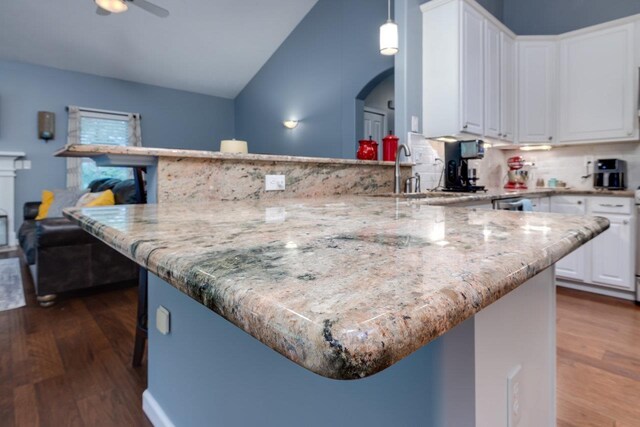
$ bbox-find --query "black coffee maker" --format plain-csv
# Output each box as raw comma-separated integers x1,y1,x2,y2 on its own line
443,140,486,193
594,159,626,190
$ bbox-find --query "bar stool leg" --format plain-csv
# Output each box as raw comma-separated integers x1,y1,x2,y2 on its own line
133,267,148,367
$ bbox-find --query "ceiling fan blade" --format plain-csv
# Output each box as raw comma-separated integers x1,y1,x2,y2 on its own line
130,0,170,18
96,6,111,16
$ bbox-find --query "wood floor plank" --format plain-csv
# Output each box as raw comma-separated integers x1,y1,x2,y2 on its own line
76,388,143,427
13,384,39,427
33,376,83,427
556,289,640,427
557,394,616,427
11,330,65,387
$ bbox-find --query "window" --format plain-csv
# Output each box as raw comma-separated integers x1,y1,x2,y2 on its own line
66,106,142,190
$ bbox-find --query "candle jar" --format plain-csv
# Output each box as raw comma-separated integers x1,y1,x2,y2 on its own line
357,139,378,161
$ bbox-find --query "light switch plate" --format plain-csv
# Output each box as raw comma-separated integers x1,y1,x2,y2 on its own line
156,306,171,335
265,175,285,191
411,116,420,133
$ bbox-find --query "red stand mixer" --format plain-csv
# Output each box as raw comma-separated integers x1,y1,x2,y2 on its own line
504,156,531,190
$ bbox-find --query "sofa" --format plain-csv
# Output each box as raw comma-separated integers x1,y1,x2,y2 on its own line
18,178,141,307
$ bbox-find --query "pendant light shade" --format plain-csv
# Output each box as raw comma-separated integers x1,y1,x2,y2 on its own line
95,0,129,13
380,0,398,56
380,21,399,55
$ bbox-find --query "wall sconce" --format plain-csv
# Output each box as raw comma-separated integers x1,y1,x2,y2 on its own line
283,120,299,129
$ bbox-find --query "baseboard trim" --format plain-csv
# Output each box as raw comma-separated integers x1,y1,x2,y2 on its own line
143,390,175,427
557,280,635,301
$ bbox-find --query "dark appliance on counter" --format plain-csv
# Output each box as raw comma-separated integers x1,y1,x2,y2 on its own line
594,159,627,190
443,139,486,193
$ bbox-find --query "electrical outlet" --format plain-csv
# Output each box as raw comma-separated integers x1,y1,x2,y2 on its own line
507,365,523,427
265,175,285,191
156,306,171,335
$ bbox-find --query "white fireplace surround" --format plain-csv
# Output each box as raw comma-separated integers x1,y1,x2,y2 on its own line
0,151,26,247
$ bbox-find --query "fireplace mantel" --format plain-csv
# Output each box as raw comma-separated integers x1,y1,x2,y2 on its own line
0,151,26,247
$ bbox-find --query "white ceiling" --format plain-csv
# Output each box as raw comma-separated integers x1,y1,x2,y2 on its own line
0,0,319,98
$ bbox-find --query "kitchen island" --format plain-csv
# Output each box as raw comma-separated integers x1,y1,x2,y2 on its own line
65,197,608,427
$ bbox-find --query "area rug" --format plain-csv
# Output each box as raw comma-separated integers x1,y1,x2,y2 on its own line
0,258,25,312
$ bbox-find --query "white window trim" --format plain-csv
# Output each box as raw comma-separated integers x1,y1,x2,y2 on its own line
66,105,142,190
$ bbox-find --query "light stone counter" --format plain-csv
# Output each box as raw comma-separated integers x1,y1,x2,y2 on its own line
64,196,608,380
371,188,636,206
55,144,413,202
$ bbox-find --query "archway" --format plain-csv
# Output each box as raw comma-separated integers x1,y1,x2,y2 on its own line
355,67,395,158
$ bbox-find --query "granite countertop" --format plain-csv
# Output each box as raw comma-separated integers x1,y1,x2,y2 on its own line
54,144,413,167
64,197,608,380
373,188,636,206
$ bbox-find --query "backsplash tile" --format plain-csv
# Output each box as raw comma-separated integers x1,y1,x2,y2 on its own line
503,142,640,190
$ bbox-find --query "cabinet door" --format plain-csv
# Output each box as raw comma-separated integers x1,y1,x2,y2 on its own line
500,33,516,142
531,197,550,212
484,20,501,139
550,197,587,281
518,41,556,143
591,214,635,290
460,4,484,136
559,23,636,142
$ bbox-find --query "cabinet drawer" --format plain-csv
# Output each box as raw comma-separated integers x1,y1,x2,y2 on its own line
589,197,632,215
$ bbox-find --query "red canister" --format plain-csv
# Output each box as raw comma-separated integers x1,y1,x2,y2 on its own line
383,132,399,162
357,139,378,160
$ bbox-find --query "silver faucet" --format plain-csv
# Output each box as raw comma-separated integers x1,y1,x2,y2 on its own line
394,144,411,194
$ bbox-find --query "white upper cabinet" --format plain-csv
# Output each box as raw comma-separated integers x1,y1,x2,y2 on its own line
423,0,638,146
558,22,638,143
517,40,557,143
461,4,485,135
499,33,516,141
422,0,513,139
484,20,501,139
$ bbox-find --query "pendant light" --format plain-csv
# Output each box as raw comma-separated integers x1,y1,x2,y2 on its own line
95,0,129,14
380,0,399,56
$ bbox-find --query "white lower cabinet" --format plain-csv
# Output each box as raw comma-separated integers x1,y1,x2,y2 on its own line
531,197,550,212
550,195,636,296
589,198,636,290
550,196,588,281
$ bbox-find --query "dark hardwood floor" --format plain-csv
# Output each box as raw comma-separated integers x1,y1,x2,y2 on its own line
0,249,151,427
1,248,639,426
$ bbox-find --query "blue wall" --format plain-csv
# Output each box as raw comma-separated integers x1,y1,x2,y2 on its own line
394,0,423,141
234,0,394,159
479,0,504,22
0,60,234,231
504,0,640,35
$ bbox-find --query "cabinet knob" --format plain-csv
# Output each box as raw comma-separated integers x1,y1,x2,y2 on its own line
577,201,583,205
623,220,630,225
548,136,553,141
463,124,468,129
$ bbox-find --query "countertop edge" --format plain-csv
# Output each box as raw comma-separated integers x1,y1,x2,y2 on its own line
62,206,610,380
54,144,414,167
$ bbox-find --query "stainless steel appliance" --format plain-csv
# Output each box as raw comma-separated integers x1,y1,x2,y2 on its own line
492,197,533,211
594,159,627,190
443,139,486,193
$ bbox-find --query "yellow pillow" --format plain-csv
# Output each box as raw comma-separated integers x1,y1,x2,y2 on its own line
85,189,115,207
35,190,54,220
